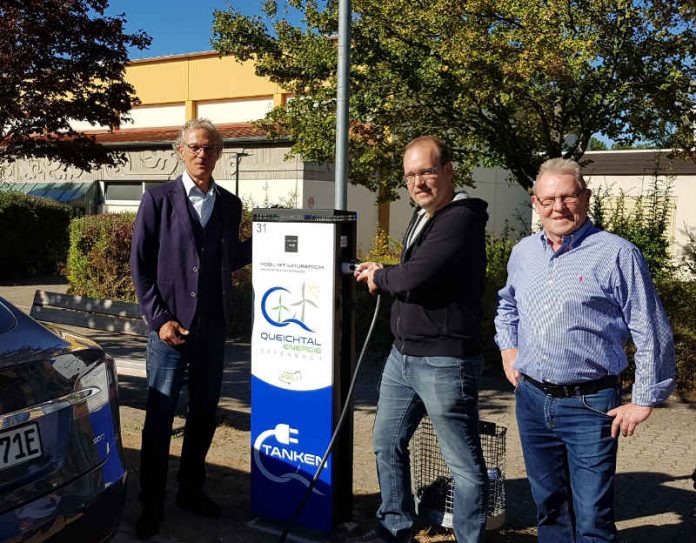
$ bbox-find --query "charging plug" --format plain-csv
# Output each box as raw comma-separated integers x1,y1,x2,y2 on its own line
341,261,359,275
274,423,299,445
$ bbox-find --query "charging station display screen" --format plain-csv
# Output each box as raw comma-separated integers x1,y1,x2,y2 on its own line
250,220,337,532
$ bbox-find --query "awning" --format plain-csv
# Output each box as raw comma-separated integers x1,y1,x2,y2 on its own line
0,181,94,205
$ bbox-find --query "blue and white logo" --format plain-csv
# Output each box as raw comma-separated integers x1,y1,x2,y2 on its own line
253,423,324,495
261,282,319,332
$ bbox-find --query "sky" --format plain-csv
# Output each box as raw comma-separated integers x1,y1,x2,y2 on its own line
106,1,273,60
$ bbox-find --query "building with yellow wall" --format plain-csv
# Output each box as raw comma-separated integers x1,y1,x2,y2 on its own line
0,51,537,252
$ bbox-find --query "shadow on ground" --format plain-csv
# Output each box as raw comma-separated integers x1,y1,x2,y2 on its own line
118,446,273,543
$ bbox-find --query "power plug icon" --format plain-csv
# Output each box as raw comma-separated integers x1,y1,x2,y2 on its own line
274,423,299,445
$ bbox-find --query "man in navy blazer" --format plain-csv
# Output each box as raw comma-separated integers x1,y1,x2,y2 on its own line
130,118,251,539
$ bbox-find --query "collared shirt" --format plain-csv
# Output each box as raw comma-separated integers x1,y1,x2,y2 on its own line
494,220,675,405
182,171,216,227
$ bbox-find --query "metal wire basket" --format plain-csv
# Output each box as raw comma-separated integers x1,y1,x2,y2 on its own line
411,418,507,531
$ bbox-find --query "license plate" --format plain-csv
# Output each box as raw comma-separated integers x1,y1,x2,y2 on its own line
0,422,42,471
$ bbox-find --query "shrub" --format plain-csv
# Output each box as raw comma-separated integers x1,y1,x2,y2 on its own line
482,232,516,372
589,175,674,278
0,191,70,280
67,213,137,301
654,279,696,399
359,228,403,265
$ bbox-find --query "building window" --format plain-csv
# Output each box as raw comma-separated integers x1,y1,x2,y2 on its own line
105,182,143,201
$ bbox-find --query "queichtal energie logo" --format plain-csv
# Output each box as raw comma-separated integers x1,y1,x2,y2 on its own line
261,283,319,332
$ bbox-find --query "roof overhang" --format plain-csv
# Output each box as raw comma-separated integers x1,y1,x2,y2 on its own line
0,180,98,206
86,123,288,149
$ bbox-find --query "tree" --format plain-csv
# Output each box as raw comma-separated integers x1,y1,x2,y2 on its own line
213,0,695,195
589,137,608,151
0,0,150,171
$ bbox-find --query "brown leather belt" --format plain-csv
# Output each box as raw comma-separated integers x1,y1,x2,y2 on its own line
523,374,619,398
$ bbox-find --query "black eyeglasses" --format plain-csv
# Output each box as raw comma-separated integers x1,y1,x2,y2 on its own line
183,143,219,155
403,165,442,186
535,190,586,209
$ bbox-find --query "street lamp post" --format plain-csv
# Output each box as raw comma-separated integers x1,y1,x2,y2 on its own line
234,151,250,196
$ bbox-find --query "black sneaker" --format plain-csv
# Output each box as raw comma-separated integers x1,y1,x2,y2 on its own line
135,506,163,540
176,489,222,518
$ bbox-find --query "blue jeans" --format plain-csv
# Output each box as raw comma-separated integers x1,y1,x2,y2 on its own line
515,377,620,542
139,327,225,509
372,346,487,543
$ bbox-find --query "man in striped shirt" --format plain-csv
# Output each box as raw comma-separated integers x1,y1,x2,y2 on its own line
494,158,675,542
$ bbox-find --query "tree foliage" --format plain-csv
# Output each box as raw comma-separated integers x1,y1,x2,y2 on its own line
213,0,695,196
0,0,150,171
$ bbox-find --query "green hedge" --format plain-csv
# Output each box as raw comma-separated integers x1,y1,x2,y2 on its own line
67,213,137,302
0,192,70,280
65,210,255,338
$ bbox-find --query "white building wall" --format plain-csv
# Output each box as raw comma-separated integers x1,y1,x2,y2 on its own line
348,184,381,255
672,174,696,258
469,166,531,235
301,179,335,210
69,120,110,132
585,173,694,260
197,99,274,123
124,105,186,128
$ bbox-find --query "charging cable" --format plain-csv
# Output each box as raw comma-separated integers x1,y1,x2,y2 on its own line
277,293,382,542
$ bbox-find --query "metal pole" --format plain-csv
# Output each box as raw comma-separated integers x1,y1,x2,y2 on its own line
234,151,250,196
334,0,351,210
235,153,240,196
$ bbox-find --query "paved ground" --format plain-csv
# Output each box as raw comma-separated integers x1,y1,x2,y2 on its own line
1,278,695,542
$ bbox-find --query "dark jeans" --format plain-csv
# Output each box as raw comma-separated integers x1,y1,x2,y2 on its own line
515,377,620,542
139,327,225,510
372,346,487,543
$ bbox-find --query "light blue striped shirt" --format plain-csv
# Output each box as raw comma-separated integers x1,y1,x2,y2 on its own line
494,220,675,405
182,171,216,227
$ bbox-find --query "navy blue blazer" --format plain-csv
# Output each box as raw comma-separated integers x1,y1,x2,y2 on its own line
130,176,252,332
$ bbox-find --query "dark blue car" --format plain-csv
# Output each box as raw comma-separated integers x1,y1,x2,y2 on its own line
0,296,127,542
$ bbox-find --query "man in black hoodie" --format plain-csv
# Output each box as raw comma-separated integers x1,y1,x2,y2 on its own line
354,136,489,543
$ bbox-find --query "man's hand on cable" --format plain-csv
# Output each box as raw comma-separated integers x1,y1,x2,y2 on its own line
354,261,384,295
158,320,190,346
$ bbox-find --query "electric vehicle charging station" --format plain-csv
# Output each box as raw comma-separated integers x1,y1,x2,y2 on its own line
250,208,357,535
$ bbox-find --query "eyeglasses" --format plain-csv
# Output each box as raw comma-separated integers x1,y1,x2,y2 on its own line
403,165,442,186
183,143,219,155
535,190,586,209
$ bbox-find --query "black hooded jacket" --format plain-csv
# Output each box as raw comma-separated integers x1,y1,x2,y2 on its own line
374,194,488,357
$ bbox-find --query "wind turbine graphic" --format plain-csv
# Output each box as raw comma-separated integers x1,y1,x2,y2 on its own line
290,282,318,321
271,294,290,322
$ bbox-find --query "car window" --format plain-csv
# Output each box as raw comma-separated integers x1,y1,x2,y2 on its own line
0,300,18,334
